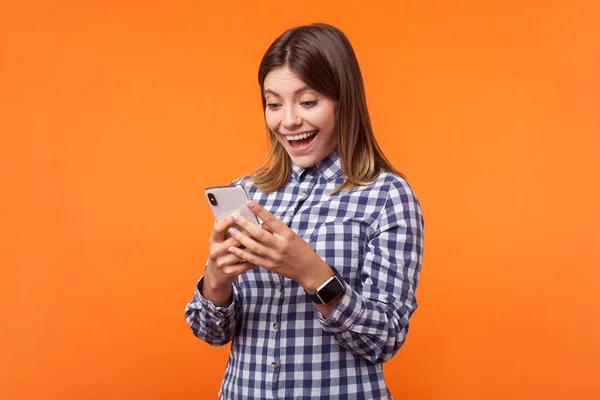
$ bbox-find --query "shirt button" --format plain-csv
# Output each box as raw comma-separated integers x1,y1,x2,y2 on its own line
270,361,277,368
277,284,284,292
272,323,278,330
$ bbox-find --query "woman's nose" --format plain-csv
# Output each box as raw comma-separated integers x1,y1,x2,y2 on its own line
282,108,302,130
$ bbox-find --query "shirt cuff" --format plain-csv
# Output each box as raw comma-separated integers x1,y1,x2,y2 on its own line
317,282,364,333
194,276,237,316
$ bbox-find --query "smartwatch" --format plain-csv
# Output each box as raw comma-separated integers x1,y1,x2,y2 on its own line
305,267,345,305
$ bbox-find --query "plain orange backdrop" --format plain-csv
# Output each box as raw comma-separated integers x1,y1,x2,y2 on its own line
1,1,599,399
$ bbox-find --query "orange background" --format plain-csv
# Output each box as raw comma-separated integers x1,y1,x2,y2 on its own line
1,1,599,399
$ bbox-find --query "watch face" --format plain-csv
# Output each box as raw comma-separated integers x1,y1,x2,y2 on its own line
318,277,345,304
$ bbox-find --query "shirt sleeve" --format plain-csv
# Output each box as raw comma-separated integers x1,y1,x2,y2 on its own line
184,177,249,346
184,274,240,346
316,179,424,364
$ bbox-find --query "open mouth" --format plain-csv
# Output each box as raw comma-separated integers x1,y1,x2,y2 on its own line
286,130,318,149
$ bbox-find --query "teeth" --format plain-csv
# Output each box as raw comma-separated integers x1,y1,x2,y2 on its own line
287,131,317,141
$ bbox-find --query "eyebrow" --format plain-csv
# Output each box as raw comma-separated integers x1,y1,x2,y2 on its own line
263,85,313,97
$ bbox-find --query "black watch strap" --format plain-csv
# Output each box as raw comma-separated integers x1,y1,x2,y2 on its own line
305,267,345,305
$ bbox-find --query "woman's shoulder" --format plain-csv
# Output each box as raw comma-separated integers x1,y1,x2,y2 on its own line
341,172,421,219
370,171,423,228
361,171,419,202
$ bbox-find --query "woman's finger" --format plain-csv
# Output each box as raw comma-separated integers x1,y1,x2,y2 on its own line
223,235,244,249
246,201,287,234
209,235,244,260
231,212,275,246
228,246,269,269
222,261,256,276
211,214,237,243
214,252,247,270
228,227,269,257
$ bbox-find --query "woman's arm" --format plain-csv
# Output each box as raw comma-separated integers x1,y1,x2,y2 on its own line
184,214,253,346
317,180,423,363
184,275,239,346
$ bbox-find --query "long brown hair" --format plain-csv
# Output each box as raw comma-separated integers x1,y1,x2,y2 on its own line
252,23,403,193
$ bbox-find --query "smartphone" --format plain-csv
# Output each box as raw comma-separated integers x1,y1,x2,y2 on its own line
204,185,260,230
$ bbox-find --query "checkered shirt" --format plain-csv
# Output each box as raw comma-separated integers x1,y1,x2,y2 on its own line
185,149,424,399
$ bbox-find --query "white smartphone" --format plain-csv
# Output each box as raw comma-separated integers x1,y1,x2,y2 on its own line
204,185,260,230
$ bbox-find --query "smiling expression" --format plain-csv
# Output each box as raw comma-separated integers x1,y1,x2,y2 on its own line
263,66,338,168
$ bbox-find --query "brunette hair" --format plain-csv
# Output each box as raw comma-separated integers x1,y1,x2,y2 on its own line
252,23,403,193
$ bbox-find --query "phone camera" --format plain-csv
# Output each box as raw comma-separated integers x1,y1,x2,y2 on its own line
208,193,218,206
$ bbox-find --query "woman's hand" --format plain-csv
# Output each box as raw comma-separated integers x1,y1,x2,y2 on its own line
226,201,334,292
203,214,256,306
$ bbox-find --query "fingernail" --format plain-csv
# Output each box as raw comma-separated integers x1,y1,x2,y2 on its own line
232,213,240,222
228,227,238,236
247,201,256,209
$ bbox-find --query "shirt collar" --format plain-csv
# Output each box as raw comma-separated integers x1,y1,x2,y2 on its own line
291,148,343,182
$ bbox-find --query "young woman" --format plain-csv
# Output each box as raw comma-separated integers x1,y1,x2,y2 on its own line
185,23,424,399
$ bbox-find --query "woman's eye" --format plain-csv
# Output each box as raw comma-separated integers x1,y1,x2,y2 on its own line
301,101,317,108
266,103,281,110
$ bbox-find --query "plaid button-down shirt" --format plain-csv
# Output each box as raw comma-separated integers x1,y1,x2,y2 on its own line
185,149,424,399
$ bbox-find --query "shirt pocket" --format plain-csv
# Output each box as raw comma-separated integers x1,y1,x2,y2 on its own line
308,220,366,287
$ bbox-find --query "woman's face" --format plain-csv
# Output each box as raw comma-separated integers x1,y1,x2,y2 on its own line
263,65,338,168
